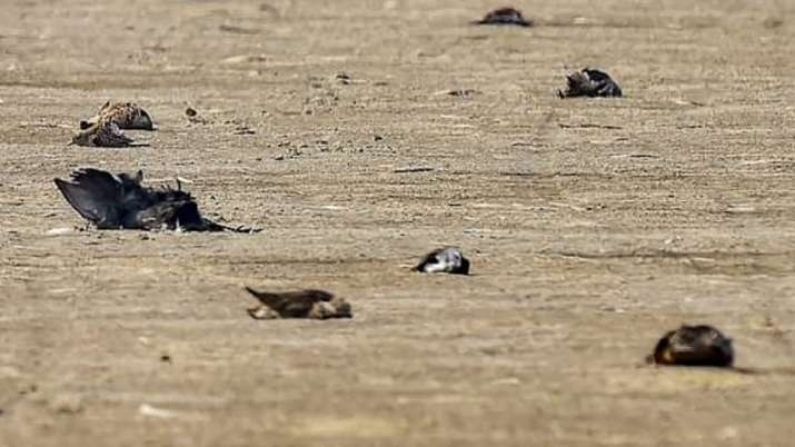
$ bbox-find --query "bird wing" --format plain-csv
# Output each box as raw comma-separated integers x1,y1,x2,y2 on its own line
244,288,334,317
97,122,134,147
582,69,611,82
583,69,622,97
413,248,443,271
54,169,123,228
566,71,597,96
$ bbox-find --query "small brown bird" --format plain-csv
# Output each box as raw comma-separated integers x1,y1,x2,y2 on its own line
472,7,532,27
71,120,135,148
79,101,156,130
558,68,623,98
414,247,470,275
244,287,353,320
648,325,734,367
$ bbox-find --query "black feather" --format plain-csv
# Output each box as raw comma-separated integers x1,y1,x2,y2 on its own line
559,68,622,98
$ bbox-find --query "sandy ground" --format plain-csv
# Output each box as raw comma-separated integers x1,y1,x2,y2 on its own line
1,0,794,445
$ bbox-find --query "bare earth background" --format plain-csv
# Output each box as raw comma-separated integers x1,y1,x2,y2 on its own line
1,0,794,445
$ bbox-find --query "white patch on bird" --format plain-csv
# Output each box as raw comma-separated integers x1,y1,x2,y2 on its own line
423,249,462,273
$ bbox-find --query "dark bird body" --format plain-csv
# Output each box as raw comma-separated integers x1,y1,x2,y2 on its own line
71,120,136,148
558,68,623,98
414,247,470,275
54,168,258,232
473,7,532,27
80,101,156,130
244,287,352,319
649,325,734,367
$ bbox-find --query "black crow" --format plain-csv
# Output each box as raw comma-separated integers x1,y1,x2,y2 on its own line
558,68,623,98
54,168,259,232
648,325,734,367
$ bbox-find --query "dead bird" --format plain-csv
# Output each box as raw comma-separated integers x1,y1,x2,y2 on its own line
244,287,353,319
414,247,470,275
472,7,532,27
648,325,734,367
54,168,259,232
71,120,136,148
79,101,155,130
79,101,156,130
558,68,623,98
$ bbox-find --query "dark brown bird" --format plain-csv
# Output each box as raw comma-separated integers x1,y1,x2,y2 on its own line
472,7,532,27
414,247,470,275
244,287,353,319
648,325,734,367
54,168,259,232
558,68,623,98
71,120,136,148
79,101,156,130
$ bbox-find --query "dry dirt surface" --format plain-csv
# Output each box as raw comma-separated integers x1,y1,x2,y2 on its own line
1,0,795,445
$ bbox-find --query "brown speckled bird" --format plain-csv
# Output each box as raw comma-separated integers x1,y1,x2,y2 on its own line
648,325,734,367
71,120,135,148
244,288,353,320
79,101,156,130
